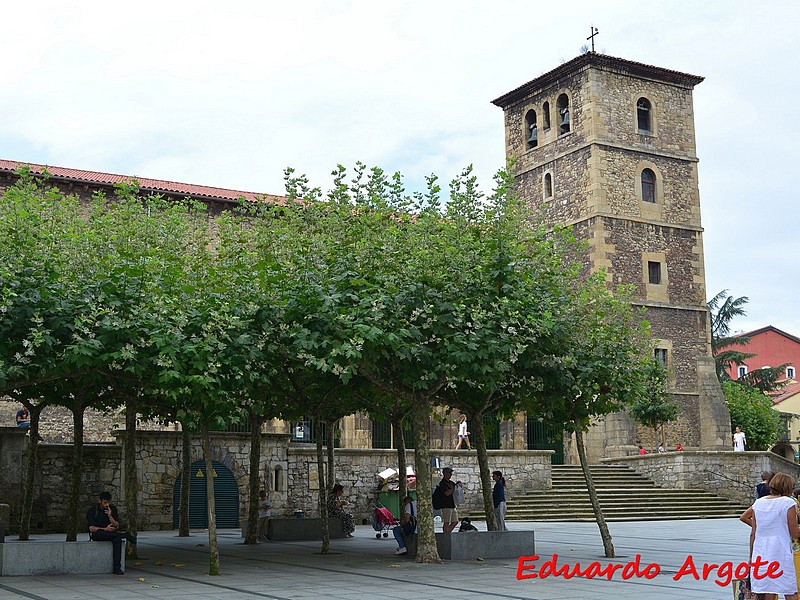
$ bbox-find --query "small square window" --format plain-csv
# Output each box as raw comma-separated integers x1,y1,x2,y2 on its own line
654,348,668,365
648,261,662,284
787,366,796,380
738,366,748,378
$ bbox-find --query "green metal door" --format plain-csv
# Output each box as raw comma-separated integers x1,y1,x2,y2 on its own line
172,460,239,529
526,417,564,464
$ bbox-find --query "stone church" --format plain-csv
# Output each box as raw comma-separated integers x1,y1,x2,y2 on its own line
0,52,730,463
491,52,730,459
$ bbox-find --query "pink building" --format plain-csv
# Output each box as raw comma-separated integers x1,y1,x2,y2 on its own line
724,326,800,382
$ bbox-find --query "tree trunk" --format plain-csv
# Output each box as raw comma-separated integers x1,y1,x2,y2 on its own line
244,412,263,545
392,414,407,502
411,399,441,564
325,420,335,493
471,412,497,530
575,424,615,558
178,422,191,537
19,402,45,541
124,394,139,559
200,422,220,575
65,403,86,542
316,419,329,554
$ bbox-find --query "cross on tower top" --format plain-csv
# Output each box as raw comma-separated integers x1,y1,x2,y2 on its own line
587,26,599,52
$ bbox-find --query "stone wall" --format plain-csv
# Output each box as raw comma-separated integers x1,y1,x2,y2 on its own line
0,426,552,532
286,448,553,522
603,451,800,505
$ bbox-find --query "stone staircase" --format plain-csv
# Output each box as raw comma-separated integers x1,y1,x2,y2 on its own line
467,464,748,522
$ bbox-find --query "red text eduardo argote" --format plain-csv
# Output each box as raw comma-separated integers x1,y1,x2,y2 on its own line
516,553,783,587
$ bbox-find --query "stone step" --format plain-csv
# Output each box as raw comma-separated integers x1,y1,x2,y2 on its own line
474,464,748,522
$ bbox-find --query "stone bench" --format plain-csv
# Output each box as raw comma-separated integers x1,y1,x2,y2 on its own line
0,539,120,576
241,517,344,541
407,530,535,560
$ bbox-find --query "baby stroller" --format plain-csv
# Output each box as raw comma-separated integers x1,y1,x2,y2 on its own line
370,501,399,538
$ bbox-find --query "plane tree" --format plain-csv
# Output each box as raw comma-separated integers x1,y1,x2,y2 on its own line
530,280,652,558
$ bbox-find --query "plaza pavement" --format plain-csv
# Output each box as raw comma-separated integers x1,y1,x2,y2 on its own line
0,517,753,600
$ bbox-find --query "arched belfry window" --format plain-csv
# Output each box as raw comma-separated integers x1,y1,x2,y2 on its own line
543,173,553,199
637,98,652,132
641,168,656,203
542,101,551,130
556,93,570,135
525,110,538,149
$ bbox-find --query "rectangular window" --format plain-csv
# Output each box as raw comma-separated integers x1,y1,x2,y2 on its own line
654,348,668,365
787,366,796,380
738,366,747,378
648,261,662,284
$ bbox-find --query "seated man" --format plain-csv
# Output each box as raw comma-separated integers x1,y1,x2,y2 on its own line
15,405,30,429
86,491,137,575
392,495,417,555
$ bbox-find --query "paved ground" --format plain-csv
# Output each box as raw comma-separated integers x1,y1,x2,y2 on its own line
0,518,753,600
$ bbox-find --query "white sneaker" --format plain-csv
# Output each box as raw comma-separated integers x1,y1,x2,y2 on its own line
395,547,407,555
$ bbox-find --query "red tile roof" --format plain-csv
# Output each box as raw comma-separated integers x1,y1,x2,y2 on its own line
770,381,800,405
0,159,285,205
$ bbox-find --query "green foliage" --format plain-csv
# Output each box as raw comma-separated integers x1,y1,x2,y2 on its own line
722,380,781,451
707,290,754,381
628,359,679,448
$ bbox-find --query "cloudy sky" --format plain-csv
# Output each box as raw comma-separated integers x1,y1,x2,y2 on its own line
1,1,798,335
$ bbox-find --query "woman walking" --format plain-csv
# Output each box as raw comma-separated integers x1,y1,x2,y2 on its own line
454,414,471,450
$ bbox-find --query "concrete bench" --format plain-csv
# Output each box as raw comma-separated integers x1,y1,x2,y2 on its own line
407,530,535,560
241,518,344,541
0,539,121,576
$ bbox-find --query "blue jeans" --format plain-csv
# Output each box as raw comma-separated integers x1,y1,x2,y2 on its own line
393,525,414,549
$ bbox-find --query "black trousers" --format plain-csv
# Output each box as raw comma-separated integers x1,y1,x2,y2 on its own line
91,530,136,571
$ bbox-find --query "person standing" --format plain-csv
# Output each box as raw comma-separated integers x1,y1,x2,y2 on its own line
733,426,747,452
739,472,800,599
257,490,272,542
436,467,458,533
86,491,137,575
492,470,509,532
15,405,30,428
454,415,471,450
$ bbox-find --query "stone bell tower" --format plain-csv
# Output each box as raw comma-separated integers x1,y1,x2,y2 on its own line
492,53,730,460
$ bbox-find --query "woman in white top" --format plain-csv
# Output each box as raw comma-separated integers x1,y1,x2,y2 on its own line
454,414,471,450
740,472,800,599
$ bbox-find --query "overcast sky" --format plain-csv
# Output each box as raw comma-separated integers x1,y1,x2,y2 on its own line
2,1,798,335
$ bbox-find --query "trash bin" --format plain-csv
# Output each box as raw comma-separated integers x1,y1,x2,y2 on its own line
376,490,417,520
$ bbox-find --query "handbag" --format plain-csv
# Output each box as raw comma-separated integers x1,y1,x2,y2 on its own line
732,577,755,600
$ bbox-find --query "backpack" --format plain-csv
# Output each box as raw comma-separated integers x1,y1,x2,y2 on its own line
432,485,445,510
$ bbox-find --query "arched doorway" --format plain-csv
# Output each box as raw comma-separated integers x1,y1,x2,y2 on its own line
172,460,240,529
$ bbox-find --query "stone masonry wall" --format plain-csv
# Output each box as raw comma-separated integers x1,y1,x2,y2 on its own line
604,451,800,506
286,448,553,523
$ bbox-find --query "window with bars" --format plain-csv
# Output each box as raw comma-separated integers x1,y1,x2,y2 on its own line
648,261,662,284
654,348,668,365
